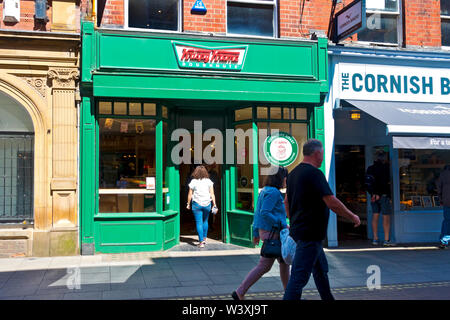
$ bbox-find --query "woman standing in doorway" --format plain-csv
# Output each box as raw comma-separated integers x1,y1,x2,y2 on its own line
232,166,289,300
187,165,217,248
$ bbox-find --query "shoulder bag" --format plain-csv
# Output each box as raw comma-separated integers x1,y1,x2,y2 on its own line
260,223,282,259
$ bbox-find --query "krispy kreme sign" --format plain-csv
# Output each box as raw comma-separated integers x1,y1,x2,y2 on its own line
173,42,247,71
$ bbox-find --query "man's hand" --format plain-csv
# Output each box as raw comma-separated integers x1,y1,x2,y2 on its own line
253,237,260,245
351,214,361,228
371,194,380,202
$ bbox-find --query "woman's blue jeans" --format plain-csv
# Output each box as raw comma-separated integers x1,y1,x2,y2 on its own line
192,201,212,242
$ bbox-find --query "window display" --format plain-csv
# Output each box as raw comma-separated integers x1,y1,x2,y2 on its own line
399,149,450,211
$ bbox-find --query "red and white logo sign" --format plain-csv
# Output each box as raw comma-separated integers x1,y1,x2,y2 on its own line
173,42,247,71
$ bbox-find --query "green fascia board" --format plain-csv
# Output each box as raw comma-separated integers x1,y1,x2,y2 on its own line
93,73,322,103
96,32,319,79
81,21,329,99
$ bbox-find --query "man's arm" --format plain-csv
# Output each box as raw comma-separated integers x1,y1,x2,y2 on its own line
323,195,361,227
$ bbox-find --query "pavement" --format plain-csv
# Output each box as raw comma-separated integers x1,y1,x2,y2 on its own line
0,241,449,301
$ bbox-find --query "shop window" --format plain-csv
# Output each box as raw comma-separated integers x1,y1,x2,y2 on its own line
257,107,268,119
398,149,450,211
144,103,157,116
227,0,277,37
270,107,282,119
235,107,252,121
129,103,142,116
235,123,254,211
127,0,180,31
114,102,127,115
99,101,112,115
357,0,400,44
442,0,450,47
99,118,157,213
296,108,307,120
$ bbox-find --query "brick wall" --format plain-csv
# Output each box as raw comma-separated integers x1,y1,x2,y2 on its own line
98,0,124,27
0,239,28,258
403,0,442,47
0,0,87,32
184,0,225,34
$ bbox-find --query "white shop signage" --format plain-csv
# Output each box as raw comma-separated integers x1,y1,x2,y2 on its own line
337,63,450,103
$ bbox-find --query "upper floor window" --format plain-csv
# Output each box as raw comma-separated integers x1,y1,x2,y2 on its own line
127,0,181,31
442,0,450,46
227,0,278,37
357,0,400,44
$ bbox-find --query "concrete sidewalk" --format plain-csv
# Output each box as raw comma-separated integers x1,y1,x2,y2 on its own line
0,244,449,300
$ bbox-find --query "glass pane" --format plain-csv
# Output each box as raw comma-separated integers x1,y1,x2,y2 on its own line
296,108,307,120
235,123,253,211
227,3,274,37
398,149,450,211
358,13,398,44
143,103,157,116
366,0,398,12
114,102,127,115
257,106,268,119
99,118,156,213
283,108,293,120
99,101,112,115
235,107,252,121
442,0,450,15
128,0,178,31
162,106,168,118
442,19,450,46
129,103,142,116
270,107,282,119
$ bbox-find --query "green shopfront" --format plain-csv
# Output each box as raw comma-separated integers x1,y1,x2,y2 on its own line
80,21,329,254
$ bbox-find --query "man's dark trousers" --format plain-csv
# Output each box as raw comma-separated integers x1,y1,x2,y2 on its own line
283,240,334,300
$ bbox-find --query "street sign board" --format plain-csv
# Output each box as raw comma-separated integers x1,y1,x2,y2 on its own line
334,0,366,43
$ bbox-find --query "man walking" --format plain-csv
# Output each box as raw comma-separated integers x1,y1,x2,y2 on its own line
366,151,393,246
283,139,360,301
437,165,450,249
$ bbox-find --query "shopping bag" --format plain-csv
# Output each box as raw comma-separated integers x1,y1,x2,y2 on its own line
280,228,296,265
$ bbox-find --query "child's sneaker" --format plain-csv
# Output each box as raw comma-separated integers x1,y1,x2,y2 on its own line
383,240,395,247
371,239,379,246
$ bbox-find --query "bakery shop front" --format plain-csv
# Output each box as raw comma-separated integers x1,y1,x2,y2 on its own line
79,21,328,254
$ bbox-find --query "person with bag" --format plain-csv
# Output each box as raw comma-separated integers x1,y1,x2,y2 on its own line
232,166,289,300
186,165,217,248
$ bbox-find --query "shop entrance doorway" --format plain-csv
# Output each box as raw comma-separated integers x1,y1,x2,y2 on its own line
335,145,368,244
176,108,225,245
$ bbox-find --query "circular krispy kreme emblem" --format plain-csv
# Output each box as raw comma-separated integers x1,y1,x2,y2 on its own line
264,132,298,166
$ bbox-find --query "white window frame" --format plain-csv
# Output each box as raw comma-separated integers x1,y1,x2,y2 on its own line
357,0,402,46
226,0,278,39
124,0,182,33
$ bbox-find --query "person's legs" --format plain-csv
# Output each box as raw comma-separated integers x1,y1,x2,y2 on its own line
191,202,205,243
440,206,450,242
235,230,276,299
201,204,211,243
312,246,334,301
372,212,380,241
283,241,320,300
382,215,391,241
277,257,290,290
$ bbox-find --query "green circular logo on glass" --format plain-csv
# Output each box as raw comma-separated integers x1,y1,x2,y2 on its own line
264,132,298,167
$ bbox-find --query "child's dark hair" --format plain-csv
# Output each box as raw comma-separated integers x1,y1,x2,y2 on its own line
263,166,288,189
